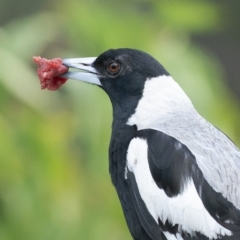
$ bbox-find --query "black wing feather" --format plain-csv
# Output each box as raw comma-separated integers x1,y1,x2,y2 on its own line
127,171,166,240
136,129,240,233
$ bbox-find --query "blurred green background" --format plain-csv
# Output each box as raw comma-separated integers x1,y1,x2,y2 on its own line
0,1,240,239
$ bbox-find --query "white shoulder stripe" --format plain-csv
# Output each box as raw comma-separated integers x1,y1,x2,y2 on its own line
126,137,231,239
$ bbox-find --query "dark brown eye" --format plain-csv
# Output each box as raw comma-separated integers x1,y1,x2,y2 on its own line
107,61,120,74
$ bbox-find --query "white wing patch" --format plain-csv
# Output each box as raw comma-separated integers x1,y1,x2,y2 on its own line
127,75,240,210
126,138,232,239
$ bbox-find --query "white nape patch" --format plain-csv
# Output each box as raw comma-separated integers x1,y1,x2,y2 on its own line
127,75,195,129
126,138,232,240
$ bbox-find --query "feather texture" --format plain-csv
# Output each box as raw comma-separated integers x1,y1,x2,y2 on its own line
126,134,237,239
127,75,240,209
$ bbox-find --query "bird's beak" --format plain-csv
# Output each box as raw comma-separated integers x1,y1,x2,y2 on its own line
61,57,102,86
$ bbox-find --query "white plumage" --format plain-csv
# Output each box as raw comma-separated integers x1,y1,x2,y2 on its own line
127,75,240,209
127,137,231,239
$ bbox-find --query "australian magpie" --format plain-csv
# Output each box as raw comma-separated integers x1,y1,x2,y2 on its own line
61,48,240,240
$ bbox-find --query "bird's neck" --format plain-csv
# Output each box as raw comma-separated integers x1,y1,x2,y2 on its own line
110,93,141,135
127,75,196,130
109,101,138,184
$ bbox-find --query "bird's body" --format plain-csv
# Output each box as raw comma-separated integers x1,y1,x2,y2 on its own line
62,48,240,240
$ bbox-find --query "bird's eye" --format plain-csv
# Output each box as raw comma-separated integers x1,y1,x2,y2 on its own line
107,61,121,74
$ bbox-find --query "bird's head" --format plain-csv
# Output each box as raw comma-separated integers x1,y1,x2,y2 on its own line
62,48,194,132
62,48,169,110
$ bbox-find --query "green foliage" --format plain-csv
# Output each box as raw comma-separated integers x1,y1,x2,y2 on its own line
0,1,239,240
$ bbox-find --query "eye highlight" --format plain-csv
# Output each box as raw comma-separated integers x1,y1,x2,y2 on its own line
107,61,121,74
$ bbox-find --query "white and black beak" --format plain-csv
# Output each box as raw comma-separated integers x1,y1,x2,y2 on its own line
61,57,102,86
